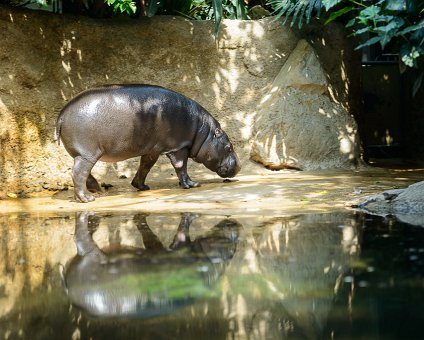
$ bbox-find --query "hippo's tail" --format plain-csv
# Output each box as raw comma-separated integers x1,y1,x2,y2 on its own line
55,114,64,146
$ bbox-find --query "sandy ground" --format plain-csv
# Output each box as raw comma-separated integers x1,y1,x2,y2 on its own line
1,161,423,215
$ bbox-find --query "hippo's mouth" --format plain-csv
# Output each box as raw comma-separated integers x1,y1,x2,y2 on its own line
217,165,237,178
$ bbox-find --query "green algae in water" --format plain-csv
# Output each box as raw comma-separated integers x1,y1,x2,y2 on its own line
90,264,217,300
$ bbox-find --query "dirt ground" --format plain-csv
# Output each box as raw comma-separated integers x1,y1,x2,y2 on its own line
1,161,423,215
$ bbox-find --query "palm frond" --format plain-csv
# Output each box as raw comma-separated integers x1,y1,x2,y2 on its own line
268,0,323,28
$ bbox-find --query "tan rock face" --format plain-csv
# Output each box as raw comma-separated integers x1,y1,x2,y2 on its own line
250,40,361,170
0,6,360,193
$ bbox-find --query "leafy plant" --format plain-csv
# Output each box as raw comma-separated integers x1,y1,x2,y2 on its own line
8,0,250,36
105,0,136,14
144,0,249,36
101,0,249,36
267,0,322,28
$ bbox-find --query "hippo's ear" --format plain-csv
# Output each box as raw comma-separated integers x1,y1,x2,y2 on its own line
214,128,223,138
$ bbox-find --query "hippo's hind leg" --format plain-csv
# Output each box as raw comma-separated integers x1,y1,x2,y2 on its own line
131,154,159,191
87,174,102,193
72,156,98,203
75,212,103,257
166,148,200,189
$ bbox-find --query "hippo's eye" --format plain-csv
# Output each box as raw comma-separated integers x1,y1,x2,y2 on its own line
225,145,232,153
214,128,223,138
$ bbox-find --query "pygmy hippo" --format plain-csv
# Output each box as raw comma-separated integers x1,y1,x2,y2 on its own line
62,212,240,318
56,85,241,202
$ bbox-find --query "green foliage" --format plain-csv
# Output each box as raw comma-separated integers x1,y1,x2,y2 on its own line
105,0,136,14
141,0,249,37
344,1,424,69
143,0,248,36
268,0,322,28
223,0,249,19
213,0,223,36
143,0,248,19
341,0,424,95
268,0,424,95
146,0,163,17
210,0,249,36
8,0,250,37
7,0,51,8
31,0,48,6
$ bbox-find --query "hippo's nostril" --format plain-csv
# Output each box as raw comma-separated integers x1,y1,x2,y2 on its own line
217,166,228,178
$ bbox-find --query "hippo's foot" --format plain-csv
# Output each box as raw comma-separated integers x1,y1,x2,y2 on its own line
72,156,98,203
138,184,150,191
131,179,150,191
179,179,201,189
74,191,95,203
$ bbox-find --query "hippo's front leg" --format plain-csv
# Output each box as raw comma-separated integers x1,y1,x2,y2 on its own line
166,148,200,189
169,213,197,250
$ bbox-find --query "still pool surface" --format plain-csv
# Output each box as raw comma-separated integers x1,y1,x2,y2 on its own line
0,211,423,339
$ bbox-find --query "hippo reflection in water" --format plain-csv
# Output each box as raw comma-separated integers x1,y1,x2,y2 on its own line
62,212,240,318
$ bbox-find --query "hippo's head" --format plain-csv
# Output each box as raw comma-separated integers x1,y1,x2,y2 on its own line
195,127,241,178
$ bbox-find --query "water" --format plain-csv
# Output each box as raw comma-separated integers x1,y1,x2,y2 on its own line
0,211,423,339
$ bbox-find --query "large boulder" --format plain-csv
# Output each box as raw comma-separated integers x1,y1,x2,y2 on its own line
250,39,361,170
355,181,424,226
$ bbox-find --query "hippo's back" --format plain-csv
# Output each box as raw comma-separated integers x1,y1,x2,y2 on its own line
56,85,208,162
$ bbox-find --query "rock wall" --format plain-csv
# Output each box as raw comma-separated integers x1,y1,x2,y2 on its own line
0,5,361,194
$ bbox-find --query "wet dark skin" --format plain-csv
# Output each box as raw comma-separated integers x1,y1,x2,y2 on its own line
56,85,241,202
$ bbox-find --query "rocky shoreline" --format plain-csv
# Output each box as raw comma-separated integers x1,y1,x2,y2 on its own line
353,180,424,227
